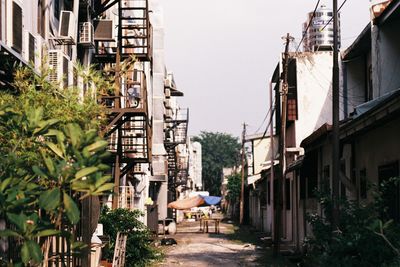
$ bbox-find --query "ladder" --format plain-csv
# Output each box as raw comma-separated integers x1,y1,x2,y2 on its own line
112,232,128,267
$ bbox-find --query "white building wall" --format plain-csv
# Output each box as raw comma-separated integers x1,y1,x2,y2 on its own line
149,0,168,220
295,52,333,148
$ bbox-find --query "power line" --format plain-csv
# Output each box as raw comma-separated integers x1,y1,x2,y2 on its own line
253,104,272,134
296,0,322,52
319,0,348,32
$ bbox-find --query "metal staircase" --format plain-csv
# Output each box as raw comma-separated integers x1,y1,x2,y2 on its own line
94,0,152,63
164,108,189,192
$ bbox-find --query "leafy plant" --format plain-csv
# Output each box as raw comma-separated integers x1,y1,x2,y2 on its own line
0,66,113,265
99,207,162,267
303,181,400,267
226,173,241,202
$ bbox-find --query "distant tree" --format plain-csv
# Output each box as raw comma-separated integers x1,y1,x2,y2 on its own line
192,131,241,196
226,173,241,203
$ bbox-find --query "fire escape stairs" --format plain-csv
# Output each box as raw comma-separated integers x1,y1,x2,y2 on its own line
94,0,151,63
164,109,189,191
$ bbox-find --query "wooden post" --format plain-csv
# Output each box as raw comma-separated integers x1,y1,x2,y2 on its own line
273,33,293,257
240,123,246,224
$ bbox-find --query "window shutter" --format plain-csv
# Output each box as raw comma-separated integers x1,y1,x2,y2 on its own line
29,33,35,63
12,2,23,53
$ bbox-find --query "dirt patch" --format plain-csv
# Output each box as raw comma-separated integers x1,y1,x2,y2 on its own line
153,220,265,267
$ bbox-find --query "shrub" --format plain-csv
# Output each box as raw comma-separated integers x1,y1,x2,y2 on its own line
303,181,400,267
99,207,161,267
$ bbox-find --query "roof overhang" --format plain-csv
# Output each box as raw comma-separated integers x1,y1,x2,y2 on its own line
374,0,400,25
340,89,400,141
341,24,371,61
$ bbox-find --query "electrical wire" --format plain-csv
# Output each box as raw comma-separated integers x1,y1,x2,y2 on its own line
255,105,275,146
252,104,272,134
296,0,322,52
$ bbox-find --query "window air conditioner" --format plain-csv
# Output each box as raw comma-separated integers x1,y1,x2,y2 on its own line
164,99,171,109
58,11,76,43
165,88,171,98
48,50,71,89
93,19,114,41
79,22,94,46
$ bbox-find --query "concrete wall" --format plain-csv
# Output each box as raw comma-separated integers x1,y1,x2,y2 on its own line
345,56,368,114
149,0,168,220
295,52,333,148
252,136,278,175
372,19,400,97
354,117,400,195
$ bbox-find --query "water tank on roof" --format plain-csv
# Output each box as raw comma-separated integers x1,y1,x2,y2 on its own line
302,5,341,52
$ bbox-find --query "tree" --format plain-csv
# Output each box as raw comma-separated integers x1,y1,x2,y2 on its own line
0,66,112,265
192,131,241,196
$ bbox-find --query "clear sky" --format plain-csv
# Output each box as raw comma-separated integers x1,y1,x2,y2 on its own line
162,0,371,137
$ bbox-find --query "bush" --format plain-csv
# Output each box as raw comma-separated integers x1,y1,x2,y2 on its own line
303,182,400,267
99,207,161,266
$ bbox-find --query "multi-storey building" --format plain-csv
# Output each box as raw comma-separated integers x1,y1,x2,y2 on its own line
0,0,190,264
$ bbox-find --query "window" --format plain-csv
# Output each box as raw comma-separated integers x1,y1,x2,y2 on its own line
38,0,46,38
287,99,297,121
12,1,22,53
340,160,346,198
360,169,367,199
378,162,399,222
285,179,291,210
322,165,330,193
300,176,306,199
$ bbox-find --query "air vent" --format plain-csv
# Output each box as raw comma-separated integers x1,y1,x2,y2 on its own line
48,50,71,89
79,22,94,46
93,19,114,41
58,11,76,44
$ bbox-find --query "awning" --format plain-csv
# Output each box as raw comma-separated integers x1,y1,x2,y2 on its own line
167,196,204,210
167,195,222,210
247,174,261,185
202,196,221,205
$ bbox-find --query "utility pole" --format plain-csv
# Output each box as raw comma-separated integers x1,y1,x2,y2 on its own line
269,80,275,248
332,0,340,228
240,123,247,225
112,0,122,210
274,33,293,257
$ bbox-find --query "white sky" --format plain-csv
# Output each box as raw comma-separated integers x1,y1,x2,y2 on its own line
162,0,371,137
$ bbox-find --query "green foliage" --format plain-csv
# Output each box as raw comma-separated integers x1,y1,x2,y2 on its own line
192,132,241,195
0,66,113,265
226,173,241,202
304,181,400,267
99,207,162,267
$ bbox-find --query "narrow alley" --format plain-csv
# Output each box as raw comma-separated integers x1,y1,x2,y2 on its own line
155,220,284,267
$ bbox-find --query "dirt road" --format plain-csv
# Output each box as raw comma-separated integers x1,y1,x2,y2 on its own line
155,220,265,267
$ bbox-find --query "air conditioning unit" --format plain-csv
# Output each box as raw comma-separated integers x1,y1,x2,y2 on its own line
165,88,171,98
58,11,76,43
79,22,94,46
23,31,36,64
164,99,171,109
93,19,114,41
165,108,172,118
164,78,172,88
48,50,71,89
